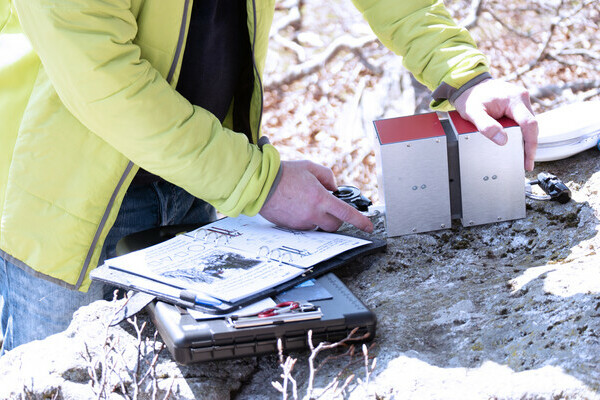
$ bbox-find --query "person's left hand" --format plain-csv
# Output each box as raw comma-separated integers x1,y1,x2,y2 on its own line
453,78,538,171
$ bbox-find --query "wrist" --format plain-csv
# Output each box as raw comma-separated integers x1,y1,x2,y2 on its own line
262,164,283,207
432,72,493,106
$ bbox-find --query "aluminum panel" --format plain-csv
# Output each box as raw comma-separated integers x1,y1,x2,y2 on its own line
379,137,451,236
458,126,526,226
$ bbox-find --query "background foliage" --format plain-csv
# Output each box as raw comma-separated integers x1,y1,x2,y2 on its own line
262,0,600,203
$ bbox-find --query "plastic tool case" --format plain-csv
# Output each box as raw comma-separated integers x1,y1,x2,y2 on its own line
146,273,376,364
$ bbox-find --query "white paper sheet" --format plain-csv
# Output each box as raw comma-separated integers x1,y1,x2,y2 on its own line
187,214,371,268
104,215,371,304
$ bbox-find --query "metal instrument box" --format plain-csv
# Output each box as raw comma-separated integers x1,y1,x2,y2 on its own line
448,111,526,226
373,113,452,236
373,112,526,237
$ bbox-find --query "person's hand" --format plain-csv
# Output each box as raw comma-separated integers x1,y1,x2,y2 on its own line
453,78,538,171
259,160,374,233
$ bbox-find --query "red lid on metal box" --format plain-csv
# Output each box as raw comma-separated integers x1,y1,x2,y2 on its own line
374,112,445,144
448,110,518,134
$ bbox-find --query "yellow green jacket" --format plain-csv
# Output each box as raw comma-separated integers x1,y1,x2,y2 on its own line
0,0,489,291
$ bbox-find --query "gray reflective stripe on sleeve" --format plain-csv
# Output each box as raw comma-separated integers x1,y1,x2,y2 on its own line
166,0,191,83
432,72,492,104
75,161,135,289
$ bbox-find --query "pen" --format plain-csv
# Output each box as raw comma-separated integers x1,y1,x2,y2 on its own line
179,290,222,307
106,264,223,308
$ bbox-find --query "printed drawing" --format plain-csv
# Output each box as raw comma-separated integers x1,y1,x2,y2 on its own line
149,249,263,286
278,245,312,257
206,227,242,237
272,226,306,235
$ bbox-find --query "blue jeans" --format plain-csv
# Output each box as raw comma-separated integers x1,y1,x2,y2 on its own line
0,180,215,354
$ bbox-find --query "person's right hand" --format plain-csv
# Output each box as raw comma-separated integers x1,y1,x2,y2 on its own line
259,160,374,233
453,78,538,171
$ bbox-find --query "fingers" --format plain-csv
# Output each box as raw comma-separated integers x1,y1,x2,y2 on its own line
454,79,539,171
465,106,508,146
506,94,538,171
313,212,343,232
453,81,508,146
259,160,373,233
466,100,538,171
320,195,374,233
309,167,373,232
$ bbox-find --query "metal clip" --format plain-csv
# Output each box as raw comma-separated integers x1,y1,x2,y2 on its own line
227,301,322,329
257,301,316,318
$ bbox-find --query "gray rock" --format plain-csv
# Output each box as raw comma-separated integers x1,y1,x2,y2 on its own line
1,149,600,400
238,149,600,399
0,300,257,400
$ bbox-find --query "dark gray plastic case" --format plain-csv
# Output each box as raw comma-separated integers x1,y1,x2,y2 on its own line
146,273,376,364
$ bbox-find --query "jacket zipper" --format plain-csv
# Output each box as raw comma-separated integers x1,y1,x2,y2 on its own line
250,0,264,143
76,162,134,289
76,0,192,289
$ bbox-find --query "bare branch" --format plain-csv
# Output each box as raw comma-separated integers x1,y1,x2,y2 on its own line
504,0,567,80
161,376,176,400
273,338,298,400
273,33,307,62
351,48,384,75
462,0,485,30
315,344,356,374
484,6,539,41
304,328,372,399
333,374,355,397
580,88,600,102
529,79,600,100
556,48,600,60
270,0,304,37
264,35,378,90
546,53,600,73
362,344,370,387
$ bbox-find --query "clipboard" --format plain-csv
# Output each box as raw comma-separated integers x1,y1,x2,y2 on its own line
90,219,386,315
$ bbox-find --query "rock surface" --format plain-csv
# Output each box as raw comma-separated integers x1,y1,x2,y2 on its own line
239,148,600,399
1,149,599,399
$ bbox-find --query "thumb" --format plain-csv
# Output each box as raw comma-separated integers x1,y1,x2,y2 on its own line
306,162,338,191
